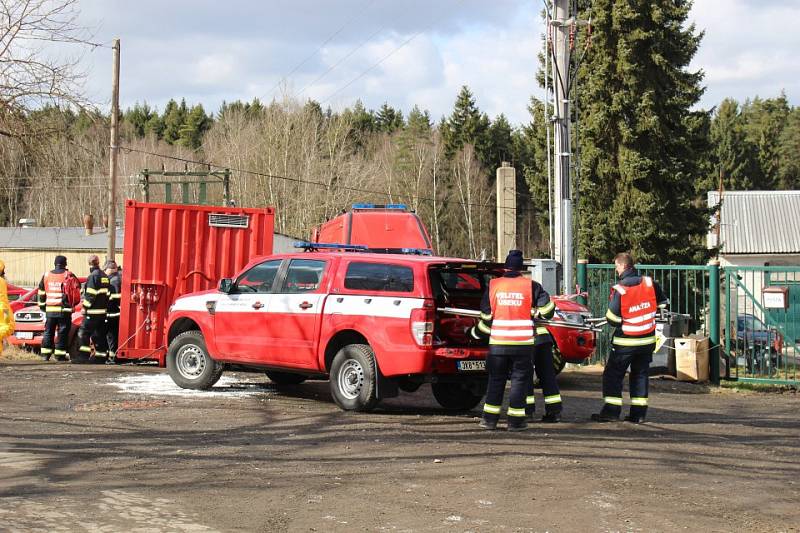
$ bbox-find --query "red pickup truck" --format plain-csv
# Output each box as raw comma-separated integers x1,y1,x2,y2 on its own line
166,250,507,411
165,246,597,411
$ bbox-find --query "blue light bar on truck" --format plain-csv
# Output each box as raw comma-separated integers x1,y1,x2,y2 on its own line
400,248,433,255
351,203,407,210
294,241,369,251
294,241,433,255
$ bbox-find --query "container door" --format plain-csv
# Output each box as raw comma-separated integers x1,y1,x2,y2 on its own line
266,259,328,367
214,259,282,362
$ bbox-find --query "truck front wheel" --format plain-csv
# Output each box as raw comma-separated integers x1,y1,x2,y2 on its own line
167,331,224,390
329,344,379,411
431,382,484,411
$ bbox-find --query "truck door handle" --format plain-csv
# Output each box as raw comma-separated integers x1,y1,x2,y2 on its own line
252,301,264,309
299,302,313,310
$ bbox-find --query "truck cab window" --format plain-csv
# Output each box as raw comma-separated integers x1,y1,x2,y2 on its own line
344,262,414,292
235,260,282,293
281,260,326,294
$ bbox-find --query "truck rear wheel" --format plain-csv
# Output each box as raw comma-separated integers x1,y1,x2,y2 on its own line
167,331,224,390
329,344,379,412
431,382,484,411
265,371,306,385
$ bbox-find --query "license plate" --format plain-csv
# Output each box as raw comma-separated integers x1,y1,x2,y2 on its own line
457,360,486,371
15,331,34,340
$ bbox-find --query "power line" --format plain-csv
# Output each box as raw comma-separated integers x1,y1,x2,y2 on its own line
117,144,538,214
258,0,378,102
320,0,467,106
0,183,137,192
295,19,394,100
1,176,109,181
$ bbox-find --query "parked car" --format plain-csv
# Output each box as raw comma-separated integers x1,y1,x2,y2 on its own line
735,313,783,374
7,277,87,356
9,287,39,313
6,283,29,303
549,296,596,373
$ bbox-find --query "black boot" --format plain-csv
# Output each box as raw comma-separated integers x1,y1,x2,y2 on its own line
541,412,561,423
623,414,646,424
590,412,620,423
507,420,529,432
479,418,498,430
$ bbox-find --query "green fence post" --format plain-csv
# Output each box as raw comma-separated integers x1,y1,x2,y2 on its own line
577,259,588,305
709,260,721,385
725,269,732,380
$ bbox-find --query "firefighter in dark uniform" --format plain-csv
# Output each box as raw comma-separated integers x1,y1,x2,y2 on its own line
591,253,668,423
37,255,78,362
104,261,121,363
75,255,111,364
469,250,535,431
525,286,562,423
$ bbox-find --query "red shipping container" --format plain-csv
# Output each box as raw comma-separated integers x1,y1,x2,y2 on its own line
117,200,275,364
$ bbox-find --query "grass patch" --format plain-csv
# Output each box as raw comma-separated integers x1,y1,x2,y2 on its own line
0,344,40,361
720,380,798,393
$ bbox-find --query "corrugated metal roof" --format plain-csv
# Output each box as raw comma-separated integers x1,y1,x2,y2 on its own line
0,226,299,253
708,190,800,254
0,227,125,250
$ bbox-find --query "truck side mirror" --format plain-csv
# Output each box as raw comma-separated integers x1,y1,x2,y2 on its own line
218,278,233,294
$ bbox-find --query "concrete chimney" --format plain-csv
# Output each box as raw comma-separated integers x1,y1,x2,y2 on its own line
83,214,94,236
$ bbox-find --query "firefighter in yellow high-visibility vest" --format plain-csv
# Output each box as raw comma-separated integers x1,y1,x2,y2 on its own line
0,260,15,356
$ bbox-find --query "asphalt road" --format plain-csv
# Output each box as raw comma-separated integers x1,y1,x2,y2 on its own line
1,360,798,532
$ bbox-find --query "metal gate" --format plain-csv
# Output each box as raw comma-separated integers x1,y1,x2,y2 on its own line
724,266,800,385
582,264,714,365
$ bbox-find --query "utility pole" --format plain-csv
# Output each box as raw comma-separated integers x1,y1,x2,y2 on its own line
107,38,120,262
551,0,573,293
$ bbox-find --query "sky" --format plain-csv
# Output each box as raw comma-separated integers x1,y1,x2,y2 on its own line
68,0,800,125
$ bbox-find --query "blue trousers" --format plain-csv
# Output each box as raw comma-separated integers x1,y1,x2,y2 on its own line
601,346,653,417
483,346,533,428
526,342,563,415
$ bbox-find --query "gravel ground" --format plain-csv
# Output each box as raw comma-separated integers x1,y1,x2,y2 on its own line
1,360,798,532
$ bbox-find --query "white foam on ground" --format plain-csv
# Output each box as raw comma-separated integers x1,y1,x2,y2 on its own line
108,373,274,398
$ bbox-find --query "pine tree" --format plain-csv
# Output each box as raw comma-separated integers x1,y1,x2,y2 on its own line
406,105,432,137
375,102,404,133
777,107,800,189
217,98,265,122
162,99,187,145
441,86,490,163
144,113,164,139
703,98,763,191
574,0,710,263
517,97,552,254
178,104,211,150
486,114,513,169
741,94,790,189
124,102,156,138
346,100,376,133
